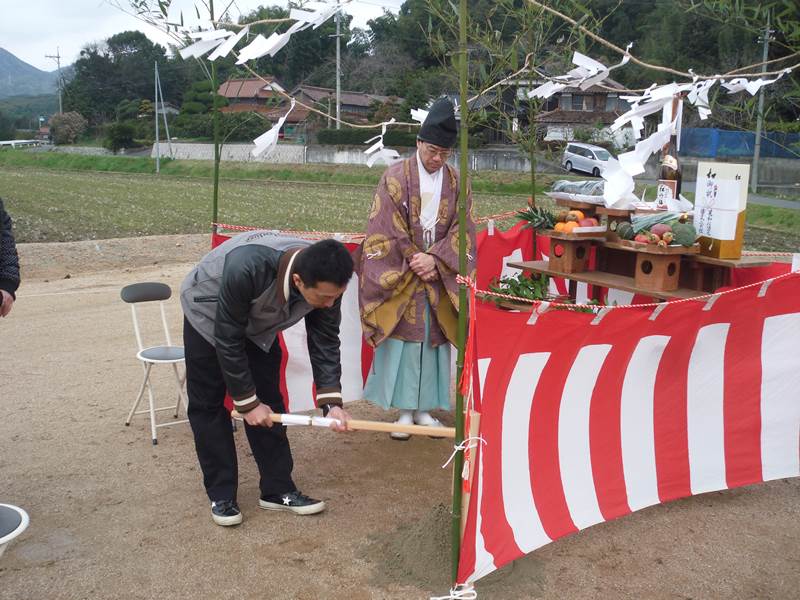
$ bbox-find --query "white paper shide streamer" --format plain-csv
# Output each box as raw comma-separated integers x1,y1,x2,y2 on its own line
364,118,401,167
527,44,632,99
411,108,429,123
252,99,296,158
173,1,342,65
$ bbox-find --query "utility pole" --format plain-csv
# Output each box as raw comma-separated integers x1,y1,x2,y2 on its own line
156,62,173,159
335,0,341,130
45,47,63,114
751,13,772,194
155,61,160,174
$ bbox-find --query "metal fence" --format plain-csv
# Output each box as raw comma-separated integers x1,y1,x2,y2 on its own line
681,127,800,159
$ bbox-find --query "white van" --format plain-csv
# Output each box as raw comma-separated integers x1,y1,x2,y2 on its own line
561,142,613,177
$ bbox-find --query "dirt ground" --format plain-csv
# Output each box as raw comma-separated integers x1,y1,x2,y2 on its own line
1,235,798,600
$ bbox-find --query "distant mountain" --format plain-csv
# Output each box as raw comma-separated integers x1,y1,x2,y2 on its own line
0,48,64,99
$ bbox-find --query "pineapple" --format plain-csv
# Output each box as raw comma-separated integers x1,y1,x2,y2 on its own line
517,206,556,231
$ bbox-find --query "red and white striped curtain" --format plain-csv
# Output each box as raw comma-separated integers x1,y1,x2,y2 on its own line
457,272,800,584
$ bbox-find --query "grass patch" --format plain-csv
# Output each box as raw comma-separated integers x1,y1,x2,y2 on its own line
746,204,800,233
1,167,538,243
0,148,556,196
5,150,794,248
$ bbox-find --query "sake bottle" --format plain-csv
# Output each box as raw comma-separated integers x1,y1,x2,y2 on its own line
656,135,682,207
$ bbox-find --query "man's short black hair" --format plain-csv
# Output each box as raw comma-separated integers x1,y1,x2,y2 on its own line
294,239,354,288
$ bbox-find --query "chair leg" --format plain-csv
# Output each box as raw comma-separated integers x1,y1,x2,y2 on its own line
171,363,188,418
146,375,158,445
126,363,152,426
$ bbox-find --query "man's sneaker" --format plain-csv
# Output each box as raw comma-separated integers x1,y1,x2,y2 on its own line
259,491,326,515
211,500,242,526
390,409,414,441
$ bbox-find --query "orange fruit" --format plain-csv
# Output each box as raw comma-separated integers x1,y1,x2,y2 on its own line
568,210,585,221
554,222,567,232
563,221,578,233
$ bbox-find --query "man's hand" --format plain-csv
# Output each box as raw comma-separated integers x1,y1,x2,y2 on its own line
0,291,14,317
326,405,350,433
409,253,437,282
242,403,274,428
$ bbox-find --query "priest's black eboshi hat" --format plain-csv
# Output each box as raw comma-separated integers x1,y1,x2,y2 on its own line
417,97,458,148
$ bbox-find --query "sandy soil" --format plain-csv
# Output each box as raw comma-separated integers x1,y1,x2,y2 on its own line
1,235,798,600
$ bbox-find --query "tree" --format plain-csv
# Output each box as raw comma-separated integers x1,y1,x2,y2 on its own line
0,110,15,140
138,99,154,118
49,111,88,144
115,99,140,121
180,80,227,114
104,121,136,152
63,30,189,125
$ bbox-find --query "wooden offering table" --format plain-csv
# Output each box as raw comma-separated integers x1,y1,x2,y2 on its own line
602,241,699,292
682,253,790,292
508,259,705,302
510,251,792,304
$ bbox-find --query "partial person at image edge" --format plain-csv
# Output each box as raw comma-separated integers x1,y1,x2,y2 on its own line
0,198,21,318
180,233,354,526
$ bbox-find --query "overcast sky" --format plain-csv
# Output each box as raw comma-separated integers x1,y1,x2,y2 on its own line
1,0,403,72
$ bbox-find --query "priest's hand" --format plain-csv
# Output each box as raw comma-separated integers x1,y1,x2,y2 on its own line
410,253,437,281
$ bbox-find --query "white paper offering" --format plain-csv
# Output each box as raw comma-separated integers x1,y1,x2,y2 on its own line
693,162,750,240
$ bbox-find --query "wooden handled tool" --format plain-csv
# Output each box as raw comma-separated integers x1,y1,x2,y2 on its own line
231,410,456,439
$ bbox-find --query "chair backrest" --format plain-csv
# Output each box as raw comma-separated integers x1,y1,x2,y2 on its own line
120,282,177,352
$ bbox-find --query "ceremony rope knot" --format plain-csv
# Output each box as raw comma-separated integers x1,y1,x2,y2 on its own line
430,583,478,600
442,436,487,470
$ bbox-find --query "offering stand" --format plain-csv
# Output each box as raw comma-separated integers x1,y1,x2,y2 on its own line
601,240,699,292
545,231,607,274
515,195,789,304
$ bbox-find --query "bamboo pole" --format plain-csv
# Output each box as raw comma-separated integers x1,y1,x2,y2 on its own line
210,0,221,227
230,411,456,438
451,0,469,585
460,410,481,536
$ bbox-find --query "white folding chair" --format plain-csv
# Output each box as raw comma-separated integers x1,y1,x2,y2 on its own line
121,282,188,445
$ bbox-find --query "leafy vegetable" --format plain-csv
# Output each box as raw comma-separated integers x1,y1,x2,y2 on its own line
488,273,551,303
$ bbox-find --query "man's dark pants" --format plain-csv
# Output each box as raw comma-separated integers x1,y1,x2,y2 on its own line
183,318,296,502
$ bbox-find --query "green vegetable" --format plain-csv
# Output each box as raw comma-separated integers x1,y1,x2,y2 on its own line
616,221,634,240
488,273,551,303
672,222,697,246
631,212,682,234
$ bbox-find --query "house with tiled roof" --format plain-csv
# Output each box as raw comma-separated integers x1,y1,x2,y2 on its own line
461,78,632,147
289,84,402,124
530,78,630,143
216,78,402,141
217,77,287,114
